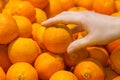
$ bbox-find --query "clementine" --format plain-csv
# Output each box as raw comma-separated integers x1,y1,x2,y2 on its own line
13,15,32,38
50,70,78,80
110,46,120,74
0,66,5,80
34,52,65,80
63,48,88,67
44,0,64,18
0,13,18,44
93,0,115,15
24,0,49,9
75,0,93,10
115,0,120,11
112,76,120,80
8,37,41,64
35,8,47,23
43,24,73,54
74,58,105,80
112,12,120,17
4,1,36,22
32,23,46,49
6,62,38,80
68,6,87,11
87,46,109,67
106,39,120,53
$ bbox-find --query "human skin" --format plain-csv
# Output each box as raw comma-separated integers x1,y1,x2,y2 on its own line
41,11,120,54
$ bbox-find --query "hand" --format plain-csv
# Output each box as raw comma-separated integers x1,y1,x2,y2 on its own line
41,11,120,54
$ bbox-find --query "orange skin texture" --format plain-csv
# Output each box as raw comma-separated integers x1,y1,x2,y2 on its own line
6,62,38,80
34,52,65,80
0,13,19,44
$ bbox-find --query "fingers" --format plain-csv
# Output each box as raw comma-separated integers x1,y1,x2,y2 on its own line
41,11,87,27
41,17,61,27
67,34,95,54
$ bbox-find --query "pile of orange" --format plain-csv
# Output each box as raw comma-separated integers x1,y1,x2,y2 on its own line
0,0,120,80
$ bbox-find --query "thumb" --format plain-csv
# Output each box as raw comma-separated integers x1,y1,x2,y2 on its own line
67,34,95,54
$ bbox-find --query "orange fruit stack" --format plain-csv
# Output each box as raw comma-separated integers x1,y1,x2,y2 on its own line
0,0,120,80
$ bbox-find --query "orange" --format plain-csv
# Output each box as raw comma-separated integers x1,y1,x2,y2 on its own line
50,70,78,80
105,66,119,80
93,0,115,15
24,0,49,9
106,39,120,53
77,32,83,39
0,0,6,12
32,23,46,49
74,58,105,80
34,52,65,80
4,0,20,9
13,15,32,38
0,45,12,72
35,8,47,23
63,48,88,67
115,0,120,11
67,24,78,30
112,76,120,80
110,46,120,74
66,24,79,40
75,0,93,10
0,13,18,44
77,31,87,39
32,23,40,40
87,46,109,67
59,0,75,10
44,0,64,18
4,1,36,22
6,62,38,80
68,6,87,11
8,37,41,64
43,24,73,54
0,66,5,80
112,11,120,17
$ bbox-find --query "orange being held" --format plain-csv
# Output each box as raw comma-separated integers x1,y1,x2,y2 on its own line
50,70,78,80
13,15,32,38
34,52,65,80
93,0,115,15
4,1,36,22
74,58,105,80
43,24,73,54
8,37,41,64
0,66,5,80
0,45,12,72
0,13,18,44
6,62,38,80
